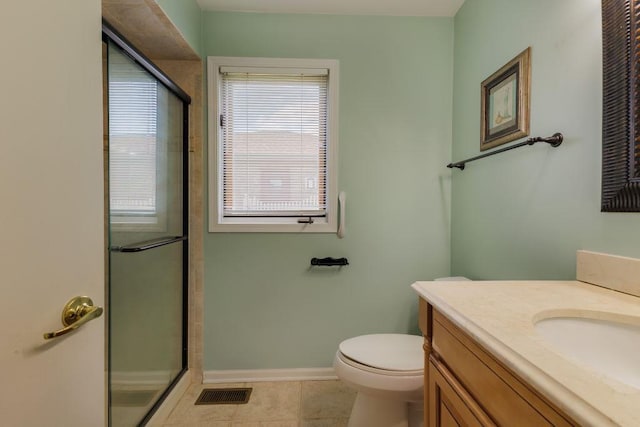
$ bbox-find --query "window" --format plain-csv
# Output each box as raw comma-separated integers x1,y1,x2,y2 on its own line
208,57,339,232
109,45,165,230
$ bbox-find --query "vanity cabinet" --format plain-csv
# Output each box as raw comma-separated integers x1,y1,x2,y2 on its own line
418,299,578,427
429,357,493,426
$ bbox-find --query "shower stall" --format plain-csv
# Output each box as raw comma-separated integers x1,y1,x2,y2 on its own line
103,22,190,426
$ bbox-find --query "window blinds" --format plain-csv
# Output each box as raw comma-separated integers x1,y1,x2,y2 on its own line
109,49,158,215
220,69,328,217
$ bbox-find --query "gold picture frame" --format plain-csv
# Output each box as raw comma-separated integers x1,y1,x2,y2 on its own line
480,47,531,151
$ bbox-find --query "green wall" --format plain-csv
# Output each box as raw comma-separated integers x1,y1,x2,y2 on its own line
156,0,202,55
451,0,640,280
202,12,454,369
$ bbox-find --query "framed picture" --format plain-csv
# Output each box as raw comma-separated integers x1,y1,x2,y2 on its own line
480,47,531,151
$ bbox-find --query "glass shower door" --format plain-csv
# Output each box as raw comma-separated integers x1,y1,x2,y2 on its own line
104,26,189,427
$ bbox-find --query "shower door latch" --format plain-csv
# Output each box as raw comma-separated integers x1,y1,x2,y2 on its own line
43,296,103,340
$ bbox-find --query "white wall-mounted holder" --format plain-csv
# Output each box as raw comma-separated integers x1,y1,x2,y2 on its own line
338,191,346,238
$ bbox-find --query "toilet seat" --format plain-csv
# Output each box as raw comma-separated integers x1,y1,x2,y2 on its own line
337,351,422,377
338,334,423,373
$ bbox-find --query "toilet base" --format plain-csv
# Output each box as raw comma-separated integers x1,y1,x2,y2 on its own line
347,393,423,427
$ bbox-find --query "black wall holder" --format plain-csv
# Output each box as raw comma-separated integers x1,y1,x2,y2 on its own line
447,133,563,170
310,257,349,267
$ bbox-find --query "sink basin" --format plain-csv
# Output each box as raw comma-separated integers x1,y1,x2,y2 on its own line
534,312,640,389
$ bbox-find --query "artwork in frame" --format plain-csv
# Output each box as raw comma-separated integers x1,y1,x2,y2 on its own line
480,47,531,151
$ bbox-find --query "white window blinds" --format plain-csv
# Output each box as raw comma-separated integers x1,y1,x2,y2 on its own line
220,68,328,218
109,49,158,216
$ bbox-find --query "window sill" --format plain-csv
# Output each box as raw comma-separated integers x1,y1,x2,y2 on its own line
110,220,166,233
209,219,336,233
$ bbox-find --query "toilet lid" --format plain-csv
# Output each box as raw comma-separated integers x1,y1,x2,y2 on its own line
338,334,423,371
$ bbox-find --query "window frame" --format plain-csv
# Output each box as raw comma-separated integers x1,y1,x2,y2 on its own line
207,56,339,233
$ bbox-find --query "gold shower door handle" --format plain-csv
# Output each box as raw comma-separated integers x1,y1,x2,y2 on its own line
43,296,103,340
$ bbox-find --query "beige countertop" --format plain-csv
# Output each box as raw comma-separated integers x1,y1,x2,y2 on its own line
411,280,640,427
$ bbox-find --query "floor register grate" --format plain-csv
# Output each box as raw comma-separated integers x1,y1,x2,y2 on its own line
195,387,253,405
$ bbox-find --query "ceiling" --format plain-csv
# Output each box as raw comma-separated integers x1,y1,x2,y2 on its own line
195,0,466,17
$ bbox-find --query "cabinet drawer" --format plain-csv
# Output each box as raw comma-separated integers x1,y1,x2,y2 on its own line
429,357,495,427
432,311,575,427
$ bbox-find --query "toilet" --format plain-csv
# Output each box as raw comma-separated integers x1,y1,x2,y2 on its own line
334,334,424,427
334,277,469,427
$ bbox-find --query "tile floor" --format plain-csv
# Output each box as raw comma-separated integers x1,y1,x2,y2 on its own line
162,380,356,427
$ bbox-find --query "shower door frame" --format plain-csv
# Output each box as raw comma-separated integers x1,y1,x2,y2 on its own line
103,20,190,426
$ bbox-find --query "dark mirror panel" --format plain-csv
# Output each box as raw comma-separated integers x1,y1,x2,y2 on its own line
601,0,640,211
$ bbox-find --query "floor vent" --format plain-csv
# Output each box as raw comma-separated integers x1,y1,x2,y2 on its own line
195,388,253,405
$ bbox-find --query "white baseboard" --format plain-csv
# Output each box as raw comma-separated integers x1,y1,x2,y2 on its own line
203,367,337,383
111,370,174,387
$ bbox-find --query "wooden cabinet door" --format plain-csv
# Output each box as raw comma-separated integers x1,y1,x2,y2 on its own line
429,358,495,427
432,311,575,426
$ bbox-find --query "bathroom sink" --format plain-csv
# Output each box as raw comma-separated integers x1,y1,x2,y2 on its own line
534,312,640,389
